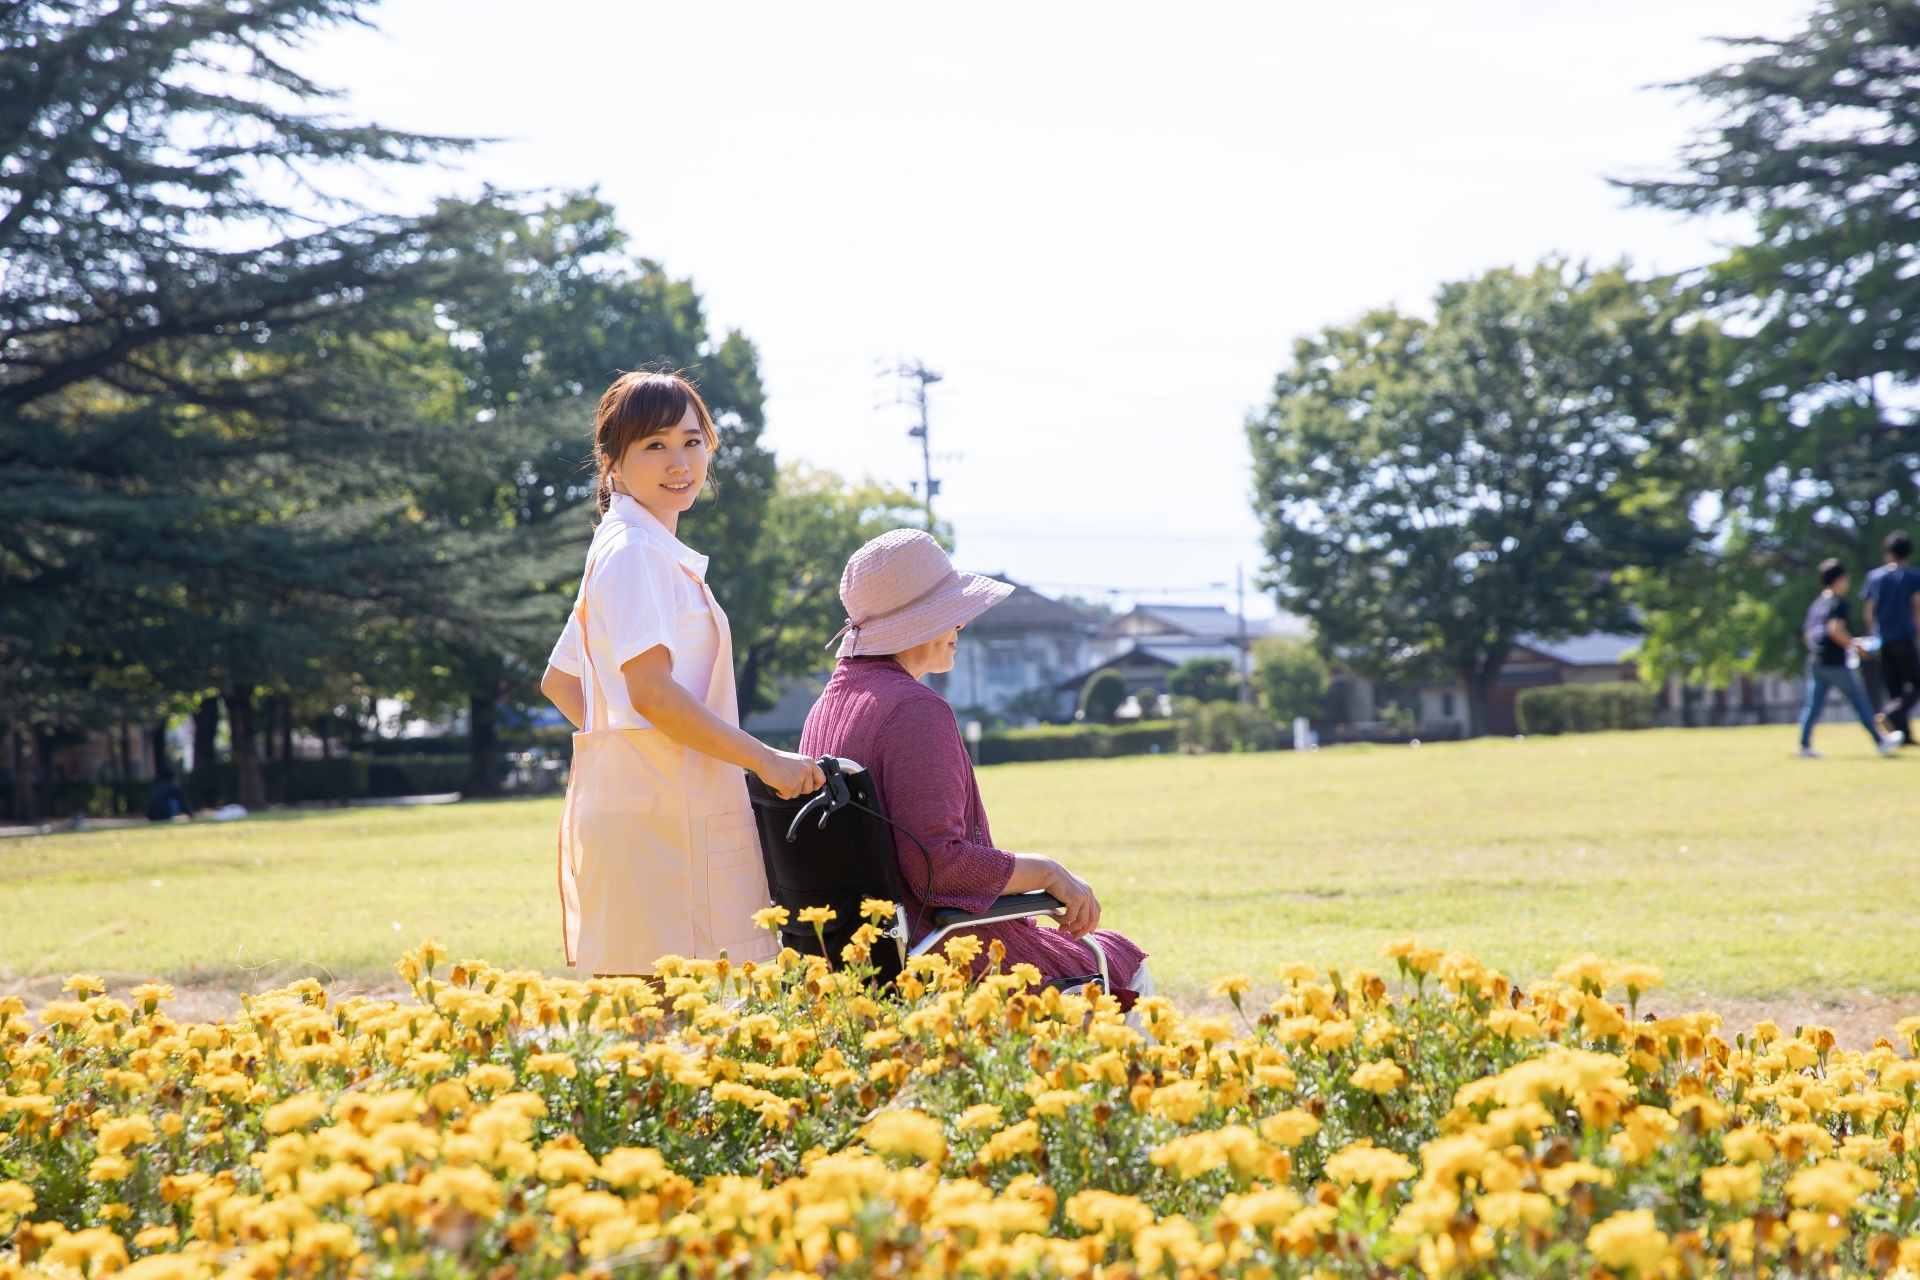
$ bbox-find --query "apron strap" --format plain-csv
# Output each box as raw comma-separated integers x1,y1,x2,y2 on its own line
576,555,714,733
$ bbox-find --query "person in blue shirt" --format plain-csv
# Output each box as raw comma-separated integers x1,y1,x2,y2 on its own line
1863,530,1920,745
1799,558,1897,758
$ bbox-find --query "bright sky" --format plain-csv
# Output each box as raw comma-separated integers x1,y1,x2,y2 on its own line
299,0,1804,618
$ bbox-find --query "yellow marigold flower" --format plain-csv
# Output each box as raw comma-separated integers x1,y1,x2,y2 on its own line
1259,1109,1320,1147
1540,1160,1614,1198
1378,938,1418,960
1324,1140,1416,1195
1587,1208,1668,1275
1787,1160,1878,1215
1219,1187,1303,1229
1350,1059,1406,1094
1033,1090,1086,1118
1147,1079,1209,1124
1477,1190,1553,1232
96,1113,156,1154
866,1109,946,1164
860,899,897,923
1611,963,1663,995
1313,1019,1356,1053
600,1146,672,1190
466,1064,515,1093
1722,1127,1775,1164
1486,1008,1543,1040
1701,1164,1762,1206
751,906,790,931
261,1092,327,1135
421,1164,502,1216
1066,1189,1156,1236
41,1226,128,1277
1209,973,1253,999
62,973,106,995
527,1052,578,1078
0,1180,34,1232
796,906,836,926
537,1142,601,1184
981,1120,1042,1164
87,1153,133,1182
1254,1063,1298,1092
131,1225,179,1249
958,1104,1004,1132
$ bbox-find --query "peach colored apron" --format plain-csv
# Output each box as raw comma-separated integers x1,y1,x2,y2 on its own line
557,552,777,974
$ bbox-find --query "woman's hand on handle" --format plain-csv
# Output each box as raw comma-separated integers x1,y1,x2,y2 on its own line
754,750,825,801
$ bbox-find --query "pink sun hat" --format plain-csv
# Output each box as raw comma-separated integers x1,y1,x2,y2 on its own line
830,529,1014,658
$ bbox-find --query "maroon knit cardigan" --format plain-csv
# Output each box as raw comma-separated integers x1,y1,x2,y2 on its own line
798,656,1146,988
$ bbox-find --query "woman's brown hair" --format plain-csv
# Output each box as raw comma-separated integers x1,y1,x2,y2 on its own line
592,370,719,513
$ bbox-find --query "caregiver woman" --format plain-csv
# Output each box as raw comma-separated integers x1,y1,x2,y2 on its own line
541,371,823,976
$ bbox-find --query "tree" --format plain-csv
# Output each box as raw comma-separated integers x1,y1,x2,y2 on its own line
1627,0,1920,677
1252,636,1328,723
421,193,777,742
1167,657,1238,705
0,0,489,807
733,464,923,713
1248,262,1715,736
1079,670,1128,724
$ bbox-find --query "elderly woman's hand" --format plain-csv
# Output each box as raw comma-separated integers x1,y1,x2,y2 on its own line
1045,861,1102,939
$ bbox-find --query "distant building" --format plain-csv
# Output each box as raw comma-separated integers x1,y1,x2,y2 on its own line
932,579,1104,720
1058,605,1308,707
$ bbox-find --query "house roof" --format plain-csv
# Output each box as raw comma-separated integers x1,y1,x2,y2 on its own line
1513,632,1641,667
1056,641,1244,691
967,577,1101,632
1105,604,1305,642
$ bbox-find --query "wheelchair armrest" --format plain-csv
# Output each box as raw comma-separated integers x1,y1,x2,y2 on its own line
930,890,1065,929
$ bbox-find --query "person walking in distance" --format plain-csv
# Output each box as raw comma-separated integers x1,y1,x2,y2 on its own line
1799,558,1899,758
1862,530,1920,745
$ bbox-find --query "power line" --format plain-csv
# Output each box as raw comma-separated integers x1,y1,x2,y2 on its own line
959,528,1258,544
883,359,942,529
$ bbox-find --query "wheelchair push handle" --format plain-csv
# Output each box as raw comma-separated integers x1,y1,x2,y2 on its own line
784,756,852,843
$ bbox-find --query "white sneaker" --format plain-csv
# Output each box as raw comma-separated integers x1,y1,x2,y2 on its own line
1797,747,1823,758
1879,737,1900,756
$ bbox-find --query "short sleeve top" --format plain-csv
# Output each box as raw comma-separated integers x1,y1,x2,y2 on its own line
549,494,719,730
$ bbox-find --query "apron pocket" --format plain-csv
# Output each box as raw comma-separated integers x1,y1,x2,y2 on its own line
705,811,770,946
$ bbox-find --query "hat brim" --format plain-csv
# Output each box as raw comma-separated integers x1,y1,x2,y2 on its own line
840,572,1015,657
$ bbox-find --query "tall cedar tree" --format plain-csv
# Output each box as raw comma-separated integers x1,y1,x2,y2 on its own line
1626,0,1920,677
1247,263,1714,736
0,0,486,808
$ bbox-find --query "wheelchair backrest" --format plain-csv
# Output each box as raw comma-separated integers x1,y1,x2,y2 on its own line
745,758,903,976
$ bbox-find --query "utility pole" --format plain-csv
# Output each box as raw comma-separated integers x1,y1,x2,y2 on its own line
891,359,943,530
1237,565,1251,705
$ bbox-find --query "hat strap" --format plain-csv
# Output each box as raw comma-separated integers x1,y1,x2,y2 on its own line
824,569,962,649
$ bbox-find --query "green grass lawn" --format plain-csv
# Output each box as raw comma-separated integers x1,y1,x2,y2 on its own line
1,724,1911,998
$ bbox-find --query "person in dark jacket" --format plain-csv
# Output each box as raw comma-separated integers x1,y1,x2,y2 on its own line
1863,530,1920,745
145,770,190,821
1800,559,1897,758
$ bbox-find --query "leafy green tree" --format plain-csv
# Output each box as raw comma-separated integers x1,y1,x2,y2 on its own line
1248,262,1716,736
1252,636,1328,723
1079,670,1128,724
1168,657,1238,705
1627,0,1920,677
733,465,923,713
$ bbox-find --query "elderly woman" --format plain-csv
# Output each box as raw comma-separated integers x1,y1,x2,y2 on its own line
799,529,1150,997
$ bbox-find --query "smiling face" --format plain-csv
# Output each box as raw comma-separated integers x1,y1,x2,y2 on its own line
610,405,709,530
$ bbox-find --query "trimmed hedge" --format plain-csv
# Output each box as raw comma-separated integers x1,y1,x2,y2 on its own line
976,722,1177,764
1515,680,1656,734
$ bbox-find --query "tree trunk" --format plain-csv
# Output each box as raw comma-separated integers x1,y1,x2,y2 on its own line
279,695,296,804
10,731,35,823
36,729,56,818
1461,668,1494,739
192,696,221,807
149,723,171,778
736,642,770,723
224,687,267,811
468,689,499,796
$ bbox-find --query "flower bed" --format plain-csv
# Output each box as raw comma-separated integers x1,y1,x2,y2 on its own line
4,916,1919,1280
